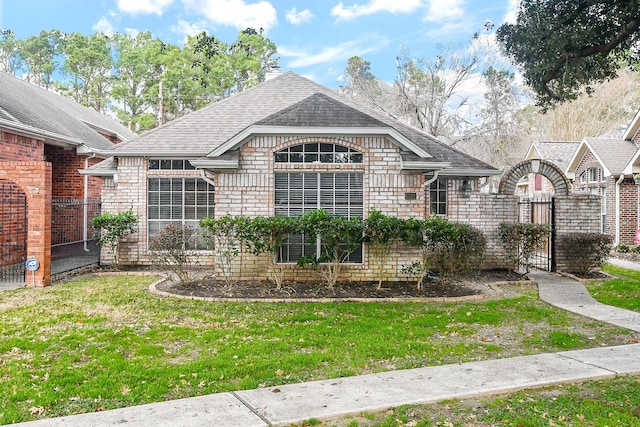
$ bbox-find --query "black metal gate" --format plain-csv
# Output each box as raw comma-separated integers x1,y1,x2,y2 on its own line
518,194,556,272
51,198,101,274
0,181,27,284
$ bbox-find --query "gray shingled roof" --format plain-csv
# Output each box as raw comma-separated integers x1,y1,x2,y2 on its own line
110,72,497,173
584,137,639,175
257,93,387,127
532,141,580,171
0,71,136,151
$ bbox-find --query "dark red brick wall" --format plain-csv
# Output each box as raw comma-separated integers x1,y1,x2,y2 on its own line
0,131,44,161
44,145,103,199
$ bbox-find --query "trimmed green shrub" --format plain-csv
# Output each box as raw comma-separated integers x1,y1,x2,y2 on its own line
558,232,613,276
92,208,139,268
498,222,550,272
401,217,486,287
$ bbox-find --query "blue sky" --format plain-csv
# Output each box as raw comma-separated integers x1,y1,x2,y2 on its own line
0,0,517,89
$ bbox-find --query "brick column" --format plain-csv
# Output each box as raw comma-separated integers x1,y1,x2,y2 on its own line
0,161,52,286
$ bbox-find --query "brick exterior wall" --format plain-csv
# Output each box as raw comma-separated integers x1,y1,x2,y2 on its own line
102,145,603,279
1,129,111,286
0,162,52,286
45,145,103,199
573,149,640,245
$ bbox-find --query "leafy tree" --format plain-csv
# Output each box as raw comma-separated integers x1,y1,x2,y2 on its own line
111,32,167,131
191,31,234,98
60,32,113,112
200,215,249,286
92,208,139,269
228,28,278,92
20,29,65,89
192,28,278,97
0,29,24,74
243,216,299,289
298,209,364,289
496,0,640,108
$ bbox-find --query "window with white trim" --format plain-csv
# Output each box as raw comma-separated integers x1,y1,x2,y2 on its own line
275,143,363,164
147,177,214,250
275,171,363,263
429,178,448,215
580,168,599,183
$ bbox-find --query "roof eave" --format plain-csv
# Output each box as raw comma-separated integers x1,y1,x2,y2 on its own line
400,161,450,172
0,118,84,148
437,168,502,177
102,150,212,157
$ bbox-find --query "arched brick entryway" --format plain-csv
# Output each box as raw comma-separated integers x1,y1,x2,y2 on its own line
0,162,52,286
499,159,570,196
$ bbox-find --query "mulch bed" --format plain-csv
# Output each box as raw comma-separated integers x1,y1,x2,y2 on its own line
155,270,529,300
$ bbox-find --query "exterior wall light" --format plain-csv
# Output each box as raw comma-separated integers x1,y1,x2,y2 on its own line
462,179,472,197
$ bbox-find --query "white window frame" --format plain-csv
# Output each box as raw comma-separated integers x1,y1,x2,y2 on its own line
274,171,364,264
147,177,215,250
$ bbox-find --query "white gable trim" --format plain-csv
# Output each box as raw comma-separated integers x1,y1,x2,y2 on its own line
524,142,540,160
565,138,612,180
207,125,433,159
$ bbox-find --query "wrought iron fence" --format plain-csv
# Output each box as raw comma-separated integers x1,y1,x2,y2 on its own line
51,198,101,270
0,181,27,284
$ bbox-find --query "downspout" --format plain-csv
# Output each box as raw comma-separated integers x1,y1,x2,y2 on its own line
423,171,439,218
199,168,216,187
615,174,625,246
83,153,96,252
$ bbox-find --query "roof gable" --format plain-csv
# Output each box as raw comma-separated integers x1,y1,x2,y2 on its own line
107,72,498,176
566,137,639,178
257,93,386,128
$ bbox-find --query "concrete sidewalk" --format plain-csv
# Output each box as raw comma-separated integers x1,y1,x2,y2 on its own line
12,269,640,427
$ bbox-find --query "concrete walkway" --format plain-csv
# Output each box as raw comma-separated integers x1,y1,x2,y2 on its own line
12,268,640,427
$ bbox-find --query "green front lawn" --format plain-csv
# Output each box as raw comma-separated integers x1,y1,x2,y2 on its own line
0,274,636,424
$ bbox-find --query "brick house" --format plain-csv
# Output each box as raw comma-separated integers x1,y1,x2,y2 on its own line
0,70,137,286
86,72,507,281
523,141,579,195
565,135,640,245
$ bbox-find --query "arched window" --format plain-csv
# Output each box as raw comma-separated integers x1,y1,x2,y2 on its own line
275,143,363,164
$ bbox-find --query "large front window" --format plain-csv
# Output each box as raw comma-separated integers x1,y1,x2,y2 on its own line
275,171,363,263
147,177,214,249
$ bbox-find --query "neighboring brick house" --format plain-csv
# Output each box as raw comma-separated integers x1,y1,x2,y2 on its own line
523,141,579,195
86,72,505,281
0,70,137,286
565,137,639,244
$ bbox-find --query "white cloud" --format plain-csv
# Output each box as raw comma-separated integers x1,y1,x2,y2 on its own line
116,0,175,15
171,19,209,43
182,0,277,32
424,0,464,22
92,17,116,35
332,0,422,20
280,35,389,68
286,8,313,25
503,0,519,24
